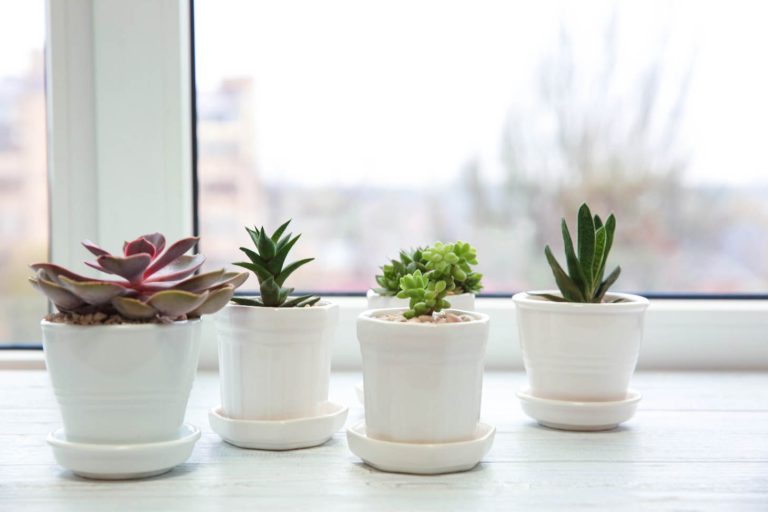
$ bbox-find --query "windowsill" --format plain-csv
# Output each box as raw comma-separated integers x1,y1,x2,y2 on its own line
2,296,767,371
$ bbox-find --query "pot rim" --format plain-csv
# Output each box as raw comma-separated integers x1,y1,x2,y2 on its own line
513,290,649,312
359,307,489,327
40,318,201,329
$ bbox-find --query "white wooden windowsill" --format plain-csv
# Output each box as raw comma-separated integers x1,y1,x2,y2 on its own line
0,370,766,511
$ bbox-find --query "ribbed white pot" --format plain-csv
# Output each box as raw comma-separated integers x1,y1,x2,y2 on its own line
366,289,475,311
41,320,202,444
513,291,650,402
357,308,489,443
215,302,339,420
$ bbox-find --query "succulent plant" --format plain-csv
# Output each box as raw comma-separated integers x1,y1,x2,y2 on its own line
231,220,320,308
536,203,622,303
29,233,248,321
374,248,425,296
396,270,450,319
421,241,483,294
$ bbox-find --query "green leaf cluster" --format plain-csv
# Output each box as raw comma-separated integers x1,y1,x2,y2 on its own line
396,270,450,319
231,220,320,308
537,203,622,303
374,248,425,296
421,241,483,294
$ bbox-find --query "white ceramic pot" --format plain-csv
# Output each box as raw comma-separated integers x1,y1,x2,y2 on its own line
41,320,202,444
513,291,650,402
357,308,489,443
215,302,339,420
366,289,475,311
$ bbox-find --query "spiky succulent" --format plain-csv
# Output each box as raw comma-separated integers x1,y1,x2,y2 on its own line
421,241,483,294
231,220,320,308
374,248,425,296
396,270,450,319
29,233,248,321
536,203,622,303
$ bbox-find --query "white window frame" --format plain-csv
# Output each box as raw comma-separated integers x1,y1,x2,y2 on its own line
4,0,764,371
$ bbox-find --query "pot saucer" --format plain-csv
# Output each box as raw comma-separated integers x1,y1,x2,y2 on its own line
209,401,348,450
517,388,641,431
346,421,495,475
47,423,200,480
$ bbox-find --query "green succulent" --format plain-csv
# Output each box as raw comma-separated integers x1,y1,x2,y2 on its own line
535,203,623,303
421,241,483,294
231,220,320,308
374,248,425,295
396,270,450,319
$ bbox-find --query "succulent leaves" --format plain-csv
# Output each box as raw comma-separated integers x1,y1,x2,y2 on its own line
375,242,482,296
232,220,320,308
537,203,623,303
374,248,425,296
396,270,451,319
29,234,248,322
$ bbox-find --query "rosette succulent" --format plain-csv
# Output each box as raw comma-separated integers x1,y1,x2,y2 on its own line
536,203,623,303
29,233,248,322
396,269,450,319
374,248,425,296
421,241,483,294
232,220,320,307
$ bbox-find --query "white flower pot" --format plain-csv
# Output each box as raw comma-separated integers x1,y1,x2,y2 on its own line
357,308,489,443
41,320,202,444
513,291,650,402
215,302,339,420
366,289,475,311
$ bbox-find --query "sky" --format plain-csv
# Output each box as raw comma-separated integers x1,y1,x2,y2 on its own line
2,0,767,187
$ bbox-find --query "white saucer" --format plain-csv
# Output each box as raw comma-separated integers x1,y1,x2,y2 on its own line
517,388,642,431
47,423,201,480
346,421,495,475
209,401,348,450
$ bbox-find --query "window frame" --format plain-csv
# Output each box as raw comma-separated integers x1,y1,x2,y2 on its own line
5,0,763,370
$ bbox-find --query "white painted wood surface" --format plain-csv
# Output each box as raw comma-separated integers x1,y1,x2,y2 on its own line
0,371,766,511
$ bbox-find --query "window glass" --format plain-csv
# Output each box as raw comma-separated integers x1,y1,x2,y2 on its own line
195,0,768,293
0,0,48,345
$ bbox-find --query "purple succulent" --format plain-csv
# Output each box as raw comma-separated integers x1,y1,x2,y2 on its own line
29,233,248,321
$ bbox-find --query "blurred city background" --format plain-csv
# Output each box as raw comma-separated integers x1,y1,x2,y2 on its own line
2,0,768,343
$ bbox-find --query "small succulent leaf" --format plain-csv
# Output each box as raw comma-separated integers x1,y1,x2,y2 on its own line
144,254,205,283
257,227,276,260
561,219,587,294
529,292,569,303
600,214,617,283
239,246,267,266
144,236,199,277
403,310,416,319
81,240,110,257
147,290,209,318
124,237,156,257
175,269,226,292
188,285,235,316
396,290,409,299
111,296,157,319
96,253,152,283
30,263,104,284
258,277,282,306
545,245,586,302
218,271,249,290
246,226,260,247
271,234,301,274
276,258,314,286
142,233,166,255
595,266,621,302
270,219,291,243
577,203,595,287
281,294,320,308
592,226,607,290
35,278,86,311
276,232,292,250
231,297,264,307
593,215,603,230
233,261,272,282
58,276,127,305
